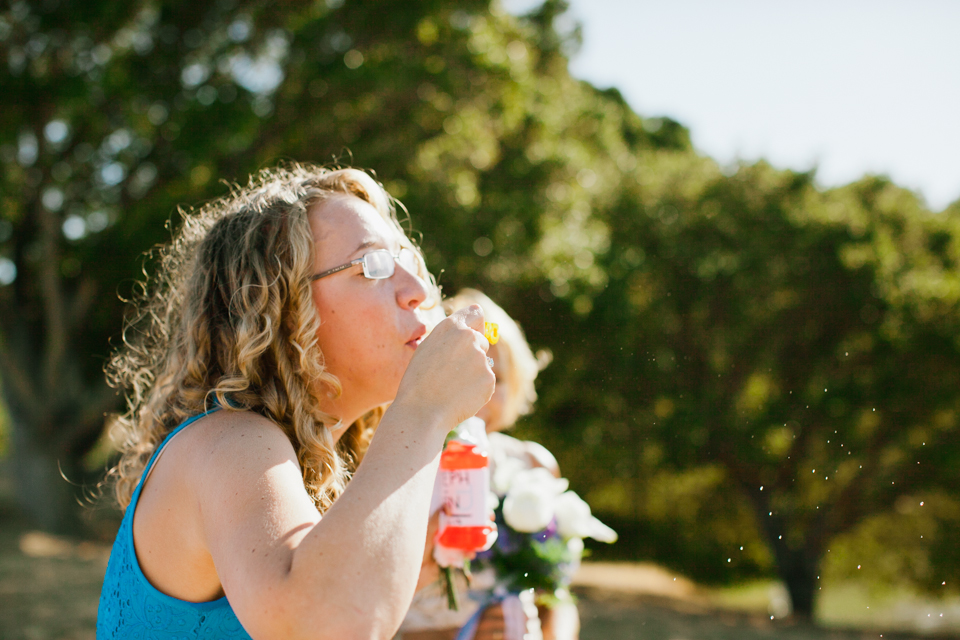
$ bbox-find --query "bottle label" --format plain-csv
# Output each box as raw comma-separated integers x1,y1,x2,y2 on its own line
439,467,489,527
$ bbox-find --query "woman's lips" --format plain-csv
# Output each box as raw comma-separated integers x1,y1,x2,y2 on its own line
406,324,427,348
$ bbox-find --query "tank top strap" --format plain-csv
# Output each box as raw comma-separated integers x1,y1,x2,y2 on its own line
128,405,221,508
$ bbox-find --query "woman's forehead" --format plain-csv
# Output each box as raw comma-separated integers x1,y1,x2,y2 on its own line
309,194,402,251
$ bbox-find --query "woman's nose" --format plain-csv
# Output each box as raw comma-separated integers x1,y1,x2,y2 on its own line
395,262,428,310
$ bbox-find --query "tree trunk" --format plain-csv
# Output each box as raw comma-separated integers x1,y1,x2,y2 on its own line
743,486,821,621
9,414,84,535
772,543,819,620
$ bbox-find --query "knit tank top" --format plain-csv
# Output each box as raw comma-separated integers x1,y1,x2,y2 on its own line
97,408,253,639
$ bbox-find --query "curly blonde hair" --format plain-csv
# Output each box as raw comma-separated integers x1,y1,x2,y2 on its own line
105,163,438,512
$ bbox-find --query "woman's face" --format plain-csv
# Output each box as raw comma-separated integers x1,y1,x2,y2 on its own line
476,343,509,432
308,194,428,430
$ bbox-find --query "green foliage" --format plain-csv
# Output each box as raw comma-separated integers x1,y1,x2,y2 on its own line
482,507,577,594
516,159,960,611
822,491,960,597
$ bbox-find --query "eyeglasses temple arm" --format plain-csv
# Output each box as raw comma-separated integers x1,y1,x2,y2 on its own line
310,258,363,281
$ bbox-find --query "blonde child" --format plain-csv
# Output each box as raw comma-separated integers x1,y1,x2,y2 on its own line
399,289,578,640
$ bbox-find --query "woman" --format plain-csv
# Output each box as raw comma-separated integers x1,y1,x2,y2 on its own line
400,290,579,640
97,165,495,639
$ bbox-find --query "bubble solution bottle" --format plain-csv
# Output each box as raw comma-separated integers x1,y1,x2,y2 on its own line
437,417,494,551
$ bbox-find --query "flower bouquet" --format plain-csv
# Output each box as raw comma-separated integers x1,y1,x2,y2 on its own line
474,462,618,606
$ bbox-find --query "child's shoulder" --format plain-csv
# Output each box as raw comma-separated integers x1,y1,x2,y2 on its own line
488,432,560,477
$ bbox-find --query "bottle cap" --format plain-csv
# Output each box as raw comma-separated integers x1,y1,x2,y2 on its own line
453,416,488,449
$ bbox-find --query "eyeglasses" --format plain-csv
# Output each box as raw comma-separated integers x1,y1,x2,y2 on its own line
310,247,420,281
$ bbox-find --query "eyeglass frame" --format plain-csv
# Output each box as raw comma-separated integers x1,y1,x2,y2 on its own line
310,247,419,281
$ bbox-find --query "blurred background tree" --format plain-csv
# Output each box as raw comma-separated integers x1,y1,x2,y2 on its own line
1,0,958,621
523,160,960,617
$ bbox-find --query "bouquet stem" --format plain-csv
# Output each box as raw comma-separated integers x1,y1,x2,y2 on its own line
442,566,460,611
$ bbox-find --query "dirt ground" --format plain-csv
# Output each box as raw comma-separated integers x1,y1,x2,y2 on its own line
2,511,958,640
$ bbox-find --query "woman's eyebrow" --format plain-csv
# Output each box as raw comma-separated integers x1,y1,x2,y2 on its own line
350,239,379,255
351,237,400,257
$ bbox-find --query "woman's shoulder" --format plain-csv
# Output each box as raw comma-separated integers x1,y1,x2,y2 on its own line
173,409,299,481
522,440,560,477
488,431,560,477
175,408,317,533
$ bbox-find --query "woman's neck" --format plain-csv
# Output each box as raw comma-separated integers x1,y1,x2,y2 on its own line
318,392,375,443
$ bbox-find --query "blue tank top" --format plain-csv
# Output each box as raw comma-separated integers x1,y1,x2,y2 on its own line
97,408,253,639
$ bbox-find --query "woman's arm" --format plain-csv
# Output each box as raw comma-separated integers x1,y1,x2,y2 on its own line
195,307,494,640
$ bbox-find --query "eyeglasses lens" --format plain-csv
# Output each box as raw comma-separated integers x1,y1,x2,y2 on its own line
362,250,395,279
398,248,419,275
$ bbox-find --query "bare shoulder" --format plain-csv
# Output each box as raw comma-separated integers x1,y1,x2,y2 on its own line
488,431,561,477
488,431,526,457
182,409,319,550
132,409,307,602
523,440,560,477
187,408,295,455
175,409,313,516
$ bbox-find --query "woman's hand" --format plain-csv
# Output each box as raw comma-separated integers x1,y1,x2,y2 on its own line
396,305,495,430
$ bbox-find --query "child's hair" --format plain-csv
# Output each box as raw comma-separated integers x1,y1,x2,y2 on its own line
105,163,439,512
442,289,549,427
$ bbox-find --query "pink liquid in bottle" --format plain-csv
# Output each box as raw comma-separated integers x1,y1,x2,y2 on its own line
437,419,494,551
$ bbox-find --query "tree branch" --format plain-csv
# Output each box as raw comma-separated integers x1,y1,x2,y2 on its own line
35,176,68,398
54,381,121,453
69,276,98,331
0,340,39,422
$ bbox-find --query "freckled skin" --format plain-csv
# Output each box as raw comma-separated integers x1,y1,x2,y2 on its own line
308,194,428,433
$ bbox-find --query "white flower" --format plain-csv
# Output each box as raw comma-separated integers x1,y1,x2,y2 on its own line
502,486,555,533
554,491,618,543
481,523,499,551
491,456,526,497
567,536,584,557
501,468,569,533
514,467,569,495
433,542,470,569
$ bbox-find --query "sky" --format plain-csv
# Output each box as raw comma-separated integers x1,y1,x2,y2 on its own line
505,0,960,211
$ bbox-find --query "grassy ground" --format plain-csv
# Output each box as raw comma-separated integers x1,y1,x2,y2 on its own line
577,591,959,640
574,564,960,640
2,509,958,640
0,509,108,640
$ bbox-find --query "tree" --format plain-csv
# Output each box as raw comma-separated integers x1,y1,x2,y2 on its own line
519,156,960,618
0,0,479,530
0,0,669,532
0,0,280,530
